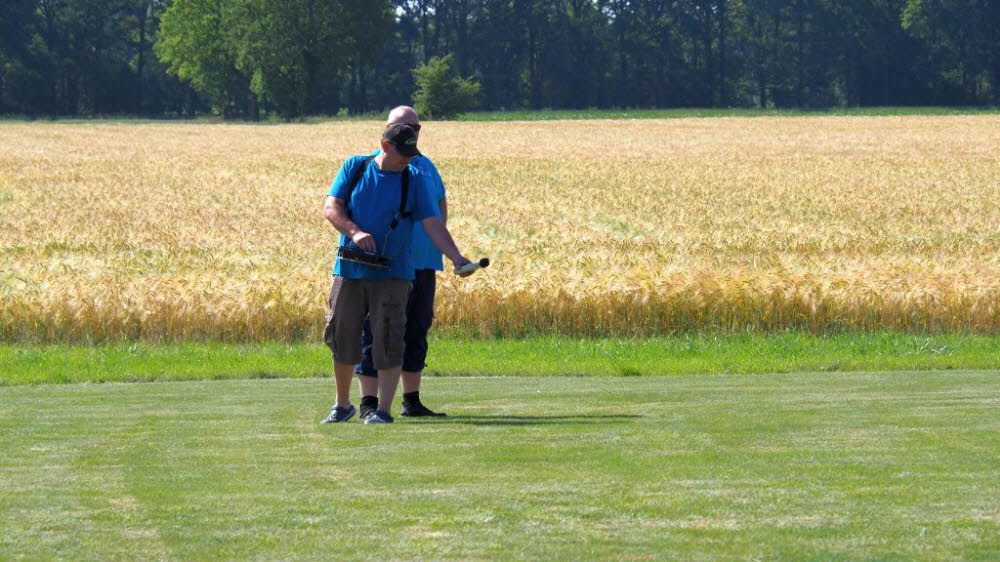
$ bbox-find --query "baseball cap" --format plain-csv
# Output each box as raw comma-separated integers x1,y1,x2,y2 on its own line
382,123,420,157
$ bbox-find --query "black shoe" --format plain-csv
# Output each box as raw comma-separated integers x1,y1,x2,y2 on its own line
400,401,447,417
359,396,378,421
321,404,356,424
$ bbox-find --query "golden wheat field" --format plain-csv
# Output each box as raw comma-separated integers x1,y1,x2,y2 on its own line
1,116,999,342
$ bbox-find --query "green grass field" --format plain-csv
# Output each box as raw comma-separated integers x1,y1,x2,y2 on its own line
1,374,997,559
3,332,1000,386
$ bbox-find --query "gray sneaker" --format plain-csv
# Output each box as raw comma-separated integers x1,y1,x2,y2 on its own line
322,404,356,424
363,410,394,424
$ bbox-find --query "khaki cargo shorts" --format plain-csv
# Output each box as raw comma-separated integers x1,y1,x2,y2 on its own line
323,276,410,370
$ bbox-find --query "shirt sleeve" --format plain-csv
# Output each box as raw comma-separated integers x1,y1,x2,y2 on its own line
329,155,365,199
420,156,446,201
409,167,440,221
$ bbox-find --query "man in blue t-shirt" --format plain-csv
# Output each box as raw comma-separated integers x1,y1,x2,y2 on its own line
355,106,449,420
321,123,472,425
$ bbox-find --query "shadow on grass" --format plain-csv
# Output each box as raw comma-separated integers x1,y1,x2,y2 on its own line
410,414,641,426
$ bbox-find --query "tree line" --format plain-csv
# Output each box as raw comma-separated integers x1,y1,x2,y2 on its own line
1,0,997,119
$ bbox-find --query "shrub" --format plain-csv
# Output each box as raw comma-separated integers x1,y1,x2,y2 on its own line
412,54,480,119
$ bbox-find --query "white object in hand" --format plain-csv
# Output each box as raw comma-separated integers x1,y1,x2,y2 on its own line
454,258,490,276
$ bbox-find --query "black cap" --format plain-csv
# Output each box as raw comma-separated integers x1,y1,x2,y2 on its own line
383,123,420,157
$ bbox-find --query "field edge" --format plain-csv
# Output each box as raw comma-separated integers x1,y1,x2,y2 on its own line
2,331,999,386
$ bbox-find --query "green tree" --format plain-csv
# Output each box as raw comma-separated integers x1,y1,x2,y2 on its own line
903,0,1000,104
156,0,254,117
342,0,395,113
0,0,36,113
0,0,34,59
125,0,167,114
229,0,392,119
412,54,480,119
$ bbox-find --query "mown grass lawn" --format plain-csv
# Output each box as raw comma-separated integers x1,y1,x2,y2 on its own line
1,373,998,559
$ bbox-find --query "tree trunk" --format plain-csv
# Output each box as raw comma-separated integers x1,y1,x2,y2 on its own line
795,0,804,107
705,6,719,106
359,65,368,114
617,2,628,105
719,0,728,106
771,7,781,107
0,62,6,114
454,0,469,75
994,61,1000,105
527,11,541,109
419,1,429,62
753,13,767,108
43,4,59,116
429,0,440,60
849,42,859,106
136,1,148,115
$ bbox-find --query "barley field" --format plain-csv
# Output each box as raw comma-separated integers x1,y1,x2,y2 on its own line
1,116,999,342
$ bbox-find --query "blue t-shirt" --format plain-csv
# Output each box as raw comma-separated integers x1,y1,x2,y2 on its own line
329,155,439,280
370,150,446,271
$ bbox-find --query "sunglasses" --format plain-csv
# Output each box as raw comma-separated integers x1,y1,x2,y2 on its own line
392,122,421,132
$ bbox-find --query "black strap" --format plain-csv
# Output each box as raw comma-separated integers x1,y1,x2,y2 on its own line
390,167,412,230
344,155,412,229
344,155,376,217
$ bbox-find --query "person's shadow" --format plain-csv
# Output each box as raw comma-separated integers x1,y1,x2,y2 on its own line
411,414,641,426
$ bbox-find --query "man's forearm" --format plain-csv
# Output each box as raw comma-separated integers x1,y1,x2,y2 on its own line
422,216,461,262
330,214,362,238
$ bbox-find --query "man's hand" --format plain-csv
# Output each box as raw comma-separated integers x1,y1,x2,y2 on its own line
451,255,474,277
352,231,376,252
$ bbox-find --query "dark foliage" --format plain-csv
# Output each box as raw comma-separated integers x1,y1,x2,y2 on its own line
0,0,996,118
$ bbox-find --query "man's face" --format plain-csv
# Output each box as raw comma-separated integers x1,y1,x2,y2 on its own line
384,140,414,164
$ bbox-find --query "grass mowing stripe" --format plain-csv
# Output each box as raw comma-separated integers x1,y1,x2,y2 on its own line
0,374,997,559
3,332,1000,386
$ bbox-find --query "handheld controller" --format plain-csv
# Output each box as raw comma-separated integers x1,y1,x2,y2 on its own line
337,246,391,269
454,258,490,276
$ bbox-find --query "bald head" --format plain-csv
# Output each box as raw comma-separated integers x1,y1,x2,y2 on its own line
387,106,420,126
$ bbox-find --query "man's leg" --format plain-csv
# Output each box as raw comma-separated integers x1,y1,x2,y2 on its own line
356,316,379,420
401,370,422,394
333,362,355,406
358,378,379,419
322,363,358,423
377,367,402,413
365,279,410,423
400,269,444,416
322,277,366,423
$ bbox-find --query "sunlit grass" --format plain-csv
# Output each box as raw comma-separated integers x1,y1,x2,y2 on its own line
1,374,998,559
4,332,1000,386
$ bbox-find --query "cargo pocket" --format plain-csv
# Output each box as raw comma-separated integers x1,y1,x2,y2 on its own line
323,311,336,355
323,277,342,355
381,299,407,365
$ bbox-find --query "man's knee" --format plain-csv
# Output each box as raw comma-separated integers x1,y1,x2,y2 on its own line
324,277,365,365
369,279,409,370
